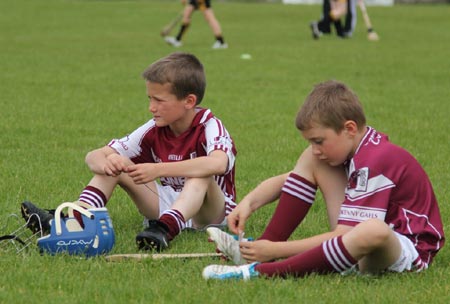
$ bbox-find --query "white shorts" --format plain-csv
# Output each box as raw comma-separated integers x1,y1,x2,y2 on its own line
343,231,422,275
387,232,421,273
143,183,227,230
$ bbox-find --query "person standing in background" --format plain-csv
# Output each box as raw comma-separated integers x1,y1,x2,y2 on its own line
164,0,228,49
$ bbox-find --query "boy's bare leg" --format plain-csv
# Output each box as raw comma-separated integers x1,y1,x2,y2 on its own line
299,146,347,229
202,9,222,37
342,219,403,273
171,176,225,228
182,4,195,24
166,4,194,45
86,173,160,219
259,146,346,241
136,176,225,251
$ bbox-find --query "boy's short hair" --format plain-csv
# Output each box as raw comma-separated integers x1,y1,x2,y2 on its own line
296,80,366,132
142,52,206,104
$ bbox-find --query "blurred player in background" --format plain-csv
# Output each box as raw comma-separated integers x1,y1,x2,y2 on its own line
164,0,228,49
310,0,357,39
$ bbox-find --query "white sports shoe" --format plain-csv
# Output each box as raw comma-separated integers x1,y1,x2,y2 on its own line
212,40,228,49
309,21,322,40
164,36,182,48
206,227,246,265
202,262,260,281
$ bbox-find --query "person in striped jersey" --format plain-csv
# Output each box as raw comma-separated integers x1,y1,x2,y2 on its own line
203,80,444,280
21,52,237,252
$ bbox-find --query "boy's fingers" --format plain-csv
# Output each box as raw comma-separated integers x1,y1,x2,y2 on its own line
238,223,245,235
124,165,134,172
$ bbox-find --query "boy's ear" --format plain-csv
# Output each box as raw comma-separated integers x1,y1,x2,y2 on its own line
343,120,358,136
184,94,197,109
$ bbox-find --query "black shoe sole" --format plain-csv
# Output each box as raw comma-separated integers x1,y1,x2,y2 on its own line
136,235,164,252
20,202,53,234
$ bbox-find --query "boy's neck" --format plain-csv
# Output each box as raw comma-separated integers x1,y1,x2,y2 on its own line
169,109,197,137
350,126,369,158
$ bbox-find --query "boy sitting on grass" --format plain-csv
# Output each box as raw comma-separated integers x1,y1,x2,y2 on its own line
22,52,237,252
204,80,444,280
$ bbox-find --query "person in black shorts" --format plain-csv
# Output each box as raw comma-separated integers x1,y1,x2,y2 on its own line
310,0,357,39
164,0,228,49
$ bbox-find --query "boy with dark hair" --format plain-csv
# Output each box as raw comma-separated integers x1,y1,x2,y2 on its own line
22,52,237,252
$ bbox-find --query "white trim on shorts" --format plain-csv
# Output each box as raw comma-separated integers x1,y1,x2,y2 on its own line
342,231,422,275
387,231,421,273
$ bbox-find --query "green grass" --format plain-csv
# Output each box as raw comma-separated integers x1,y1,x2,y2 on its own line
1,0,450,303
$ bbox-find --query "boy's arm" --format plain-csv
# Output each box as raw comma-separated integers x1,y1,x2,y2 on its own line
240,173,289,211
85,146,134,176
157,149,229,177
125,150,229,184
227,173,289,234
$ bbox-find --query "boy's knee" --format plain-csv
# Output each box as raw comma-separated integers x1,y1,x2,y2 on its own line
183,176,213,190
362,219,391,242
347,219,392,251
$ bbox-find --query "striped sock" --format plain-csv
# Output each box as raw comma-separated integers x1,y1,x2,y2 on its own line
159,209,186,241
256,236,357,278
72,186,107,226
259,173,317,241
78,186,107,208
322,236,357,273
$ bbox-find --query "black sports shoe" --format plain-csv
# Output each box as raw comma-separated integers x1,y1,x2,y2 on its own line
136,220,170,252
20,201,54,235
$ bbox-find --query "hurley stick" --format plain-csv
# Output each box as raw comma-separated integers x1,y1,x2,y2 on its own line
105,252,222,262
160,12,183,37
358,0,380,41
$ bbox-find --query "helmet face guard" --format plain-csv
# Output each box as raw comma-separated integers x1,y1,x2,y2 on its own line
37,202,115,257
0,213,41,254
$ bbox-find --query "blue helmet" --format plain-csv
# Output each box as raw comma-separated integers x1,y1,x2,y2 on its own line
37,202,115,257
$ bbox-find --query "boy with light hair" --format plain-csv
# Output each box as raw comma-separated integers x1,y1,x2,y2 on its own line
204,80,444,280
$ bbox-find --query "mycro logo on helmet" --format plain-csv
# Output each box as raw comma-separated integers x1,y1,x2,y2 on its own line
56,239,94,246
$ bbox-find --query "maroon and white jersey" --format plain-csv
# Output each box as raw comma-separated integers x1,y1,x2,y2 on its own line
338,127,444,266
108,107,237,215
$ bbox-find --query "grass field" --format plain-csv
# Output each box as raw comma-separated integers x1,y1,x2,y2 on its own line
1,0,449,303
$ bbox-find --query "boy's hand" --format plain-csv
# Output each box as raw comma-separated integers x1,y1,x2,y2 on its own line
239,240,277,263
104,154,132,177
227,202,253,235
126,163,159,184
